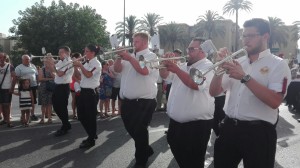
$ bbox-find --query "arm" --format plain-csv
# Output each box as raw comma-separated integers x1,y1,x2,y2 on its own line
73,61,93,78
223,60,283,109
30,90,34,109
164,61,198,90
10,71,17,94
114,58,122,73
209,74,225,96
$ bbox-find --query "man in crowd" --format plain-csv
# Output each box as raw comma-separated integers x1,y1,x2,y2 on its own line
15,55,39,121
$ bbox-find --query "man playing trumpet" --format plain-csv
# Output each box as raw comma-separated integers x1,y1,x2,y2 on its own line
159,37,215,168
49,46,74,137
114,32,159,168
210,18,291,168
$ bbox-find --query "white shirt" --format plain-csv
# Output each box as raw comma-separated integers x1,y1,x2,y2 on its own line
54,56,74,84
0,63,14,89
222,49,291,124
167,58,215,123
80,57,101,89
15,63,38,87
119,48,159,99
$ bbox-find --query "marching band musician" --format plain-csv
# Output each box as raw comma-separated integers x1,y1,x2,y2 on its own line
209,18,291,168
73,44,101,149
159,37,215,168
114,32,159,168
49,46,74,137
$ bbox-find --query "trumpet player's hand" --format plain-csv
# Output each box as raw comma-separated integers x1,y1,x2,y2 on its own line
116,48,132,61
216,47,230,62
73,60,82,68
222,60,245,80
164,61,180,73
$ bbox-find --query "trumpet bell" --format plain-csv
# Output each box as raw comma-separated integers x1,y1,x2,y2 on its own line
190,68,206,85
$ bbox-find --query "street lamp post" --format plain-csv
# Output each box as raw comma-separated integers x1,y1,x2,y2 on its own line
123,0,125,46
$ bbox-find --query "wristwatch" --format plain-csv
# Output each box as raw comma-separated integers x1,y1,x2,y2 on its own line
241,74,251,83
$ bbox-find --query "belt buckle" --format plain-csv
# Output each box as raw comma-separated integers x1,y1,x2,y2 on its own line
232,118,238,126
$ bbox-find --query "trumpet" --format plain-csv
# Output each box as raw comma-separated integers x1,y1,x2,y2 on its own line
102,47,135,56
30,54,59,61
144,56,188,69
57,55,87,71
190,47,248,85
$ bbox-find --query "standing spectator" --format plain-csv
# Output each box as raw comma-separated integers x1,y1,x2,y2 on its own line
38,54,55,124
159,38,214,168
210,18,291,168
70,52,82,120
98,61,114,118
49,46,74,137
15,55,39,121
73,44,101,148
110,63,122,116
14,78,34,127
114,32,159,168
0,52,17,127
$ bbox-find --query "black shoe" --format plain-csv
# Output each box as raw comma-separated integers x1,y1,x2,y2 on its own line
134,163,146,168
79,140,95,149
82,135,98,143
0,120,7,125
54,129,68,137
148,146,154,157
31,115,39,121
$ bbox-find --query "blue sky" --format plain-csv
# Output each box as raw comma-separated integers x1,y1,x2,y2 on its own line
1,0,299,37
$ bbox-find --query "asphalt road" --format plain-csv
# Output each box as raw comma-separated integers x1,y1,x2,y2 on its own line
0,95,299,168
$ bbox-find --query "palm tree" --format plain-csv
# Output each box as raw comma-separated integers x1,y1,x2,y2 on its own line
223,0,252,51
159,22,190,51
292,21,300,42
195,10,225,39
115,15,141,46
139,13,163,36
268,17,289,48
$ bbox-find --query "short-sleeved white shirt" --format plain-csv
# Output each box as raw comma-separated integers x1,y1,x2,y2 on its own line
80,57,101,89
54,56,74,84
167,58,215,123
222,49,291,124
15,63,38,87
0,63,14,89
119,48,159,99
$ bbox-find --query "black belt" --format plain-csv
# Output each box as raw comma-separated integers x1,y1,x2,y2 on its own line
122,97,155,102
223,116,274,128
55,83,69,86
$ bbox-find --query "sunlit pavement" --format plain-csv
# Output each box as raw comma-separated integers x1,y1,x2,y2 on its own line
0,94,299,168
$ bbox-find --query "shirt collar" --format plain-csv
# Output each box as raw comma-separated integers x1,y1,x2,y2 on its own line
135,48,150,57
246,49,271,63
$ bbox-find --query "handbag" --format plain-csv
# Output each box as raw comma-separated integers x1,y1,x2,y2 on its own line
43,67,55,92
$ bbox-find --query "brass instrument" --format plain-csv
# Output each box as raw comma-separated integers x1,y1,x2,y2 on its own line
144,56,188,69
57,55,87,71
190,47,248,85
102,47,135,56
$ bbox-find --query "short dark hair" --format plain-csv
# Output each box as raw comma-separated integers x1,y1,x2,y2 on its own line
173,49,182,55
192,37,206,45
59,46,71,53
71,52,82,59
86,44,101,55
243,18,270,35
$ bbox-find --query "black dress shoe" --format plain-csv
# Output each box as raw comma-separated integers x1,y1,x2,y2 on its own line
79,140,95,149
54,129,68,137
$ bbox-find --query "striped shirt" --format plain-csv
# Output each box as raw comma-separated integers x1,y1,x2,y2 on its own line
19,90,32,110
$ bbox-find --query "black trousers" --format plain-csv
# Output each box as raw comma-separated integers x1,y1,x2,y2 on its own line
121,98,156,165
213,95,226,136
77,88,98,141
167,118,213,168
52,84,71,130
214,117,277,168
